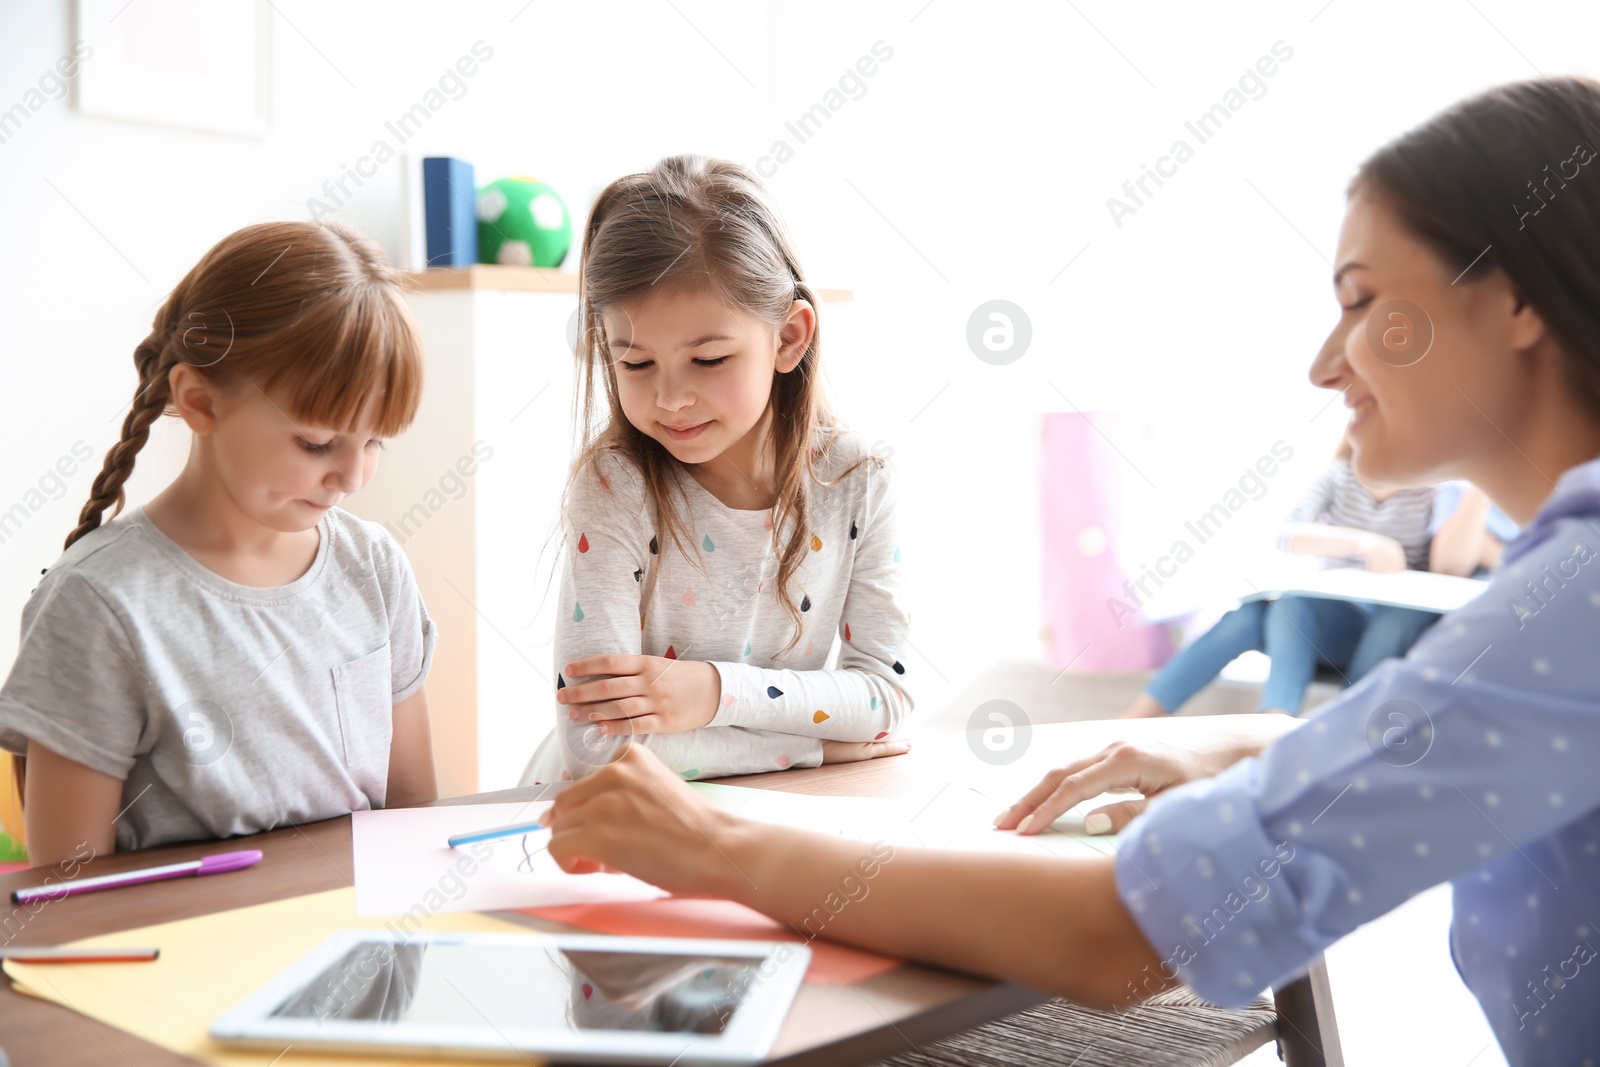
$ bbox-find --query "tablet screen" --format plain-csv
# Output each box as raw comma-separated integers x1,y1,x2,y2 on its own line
266,939,761,1036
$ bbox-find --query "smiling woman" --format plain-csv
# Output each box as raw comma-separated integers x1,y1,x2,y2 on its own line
543,80,1600,1065
1321,80,1600,520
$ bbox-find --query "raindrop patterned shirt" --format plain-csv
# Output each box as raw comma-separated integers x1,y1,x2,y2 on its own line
519,432,913,785
1116,453,1600,1065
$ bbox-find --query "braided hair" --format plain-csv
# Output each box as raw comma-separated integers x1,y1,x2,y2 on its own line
65,220,426,550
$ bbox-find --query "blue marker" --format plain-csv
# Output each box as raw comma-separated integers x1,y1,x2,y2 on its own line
446,819,550,849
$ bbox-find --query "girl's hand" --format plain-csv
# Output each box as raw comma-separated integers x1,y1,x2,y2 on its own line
993,725,1297,836
821,739,912,764
543,744,743,897
1356,532,1407,573
559,655,720,736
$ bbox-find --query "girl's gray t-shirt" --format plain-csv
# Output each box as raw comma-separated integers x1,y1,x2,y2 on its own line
0,505,436,851
1279,459,1436,569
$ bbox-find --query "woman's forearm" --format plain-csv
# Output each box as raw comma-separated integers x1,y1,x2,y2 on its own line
712,818,1167,1007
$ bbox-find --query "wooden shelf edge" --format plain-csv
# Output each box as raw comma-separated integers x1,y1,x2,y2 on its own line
401,265,852,302
401,265,577,293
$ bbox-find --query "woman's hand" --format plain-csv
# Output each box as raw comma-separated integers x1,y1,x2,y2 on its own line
1356,532,1407,573
994,724,1297,836
821,738,913,764
548,744,1169,1009
542,744,744,897
559,655,720,736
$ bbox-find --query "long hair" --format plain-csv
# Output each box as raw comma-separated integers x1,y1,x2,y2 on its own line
1353,76,1600,416
65,219,425,550
19,220,424,809
571,155,857,653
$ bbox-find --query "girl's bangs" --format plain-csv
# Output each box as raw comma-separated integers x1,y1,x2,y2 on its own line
261,285,424,437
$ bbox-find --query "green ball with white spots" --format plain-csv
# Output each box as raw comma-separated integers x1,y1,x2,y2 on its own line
476,177,572,267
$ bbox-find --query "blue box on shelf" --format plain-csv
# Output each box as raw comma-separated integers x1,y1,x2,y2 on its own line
423,157,478,268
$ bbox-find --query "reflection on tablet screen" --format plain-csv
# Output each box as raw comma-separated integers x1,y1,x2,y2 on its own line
268,940,758,1036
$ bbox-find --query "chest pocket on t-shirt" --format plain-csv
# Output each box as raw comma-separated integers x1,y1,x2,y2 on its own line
331,645,394,778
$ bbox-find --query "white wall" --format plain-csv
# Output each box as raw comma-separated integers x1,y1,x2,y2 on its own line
741,0,1600,718
0,0,774,673
4,0,1600,778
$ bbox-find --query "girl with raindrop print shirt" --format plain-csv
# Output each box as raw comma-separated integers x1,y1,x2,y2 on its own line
0,221,440,868
519,155,913,786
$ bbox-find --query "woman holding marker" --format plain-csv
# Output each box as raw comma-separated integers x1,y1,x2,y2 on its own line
542,78,1600,1062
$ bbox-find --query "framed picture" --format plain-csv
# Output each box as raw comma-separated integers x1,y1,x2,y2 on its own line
73,0,271,138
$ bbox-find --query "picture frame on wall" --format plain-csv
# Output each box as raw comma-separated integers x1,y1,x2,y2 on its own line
72,0,271,138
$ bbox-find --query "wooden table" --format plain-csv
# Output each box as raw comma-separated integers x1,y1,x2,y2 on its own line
0,715,1334,1066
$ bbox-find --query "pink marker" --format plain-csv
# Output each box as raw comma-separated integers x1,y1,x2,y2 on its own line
9,850,263,905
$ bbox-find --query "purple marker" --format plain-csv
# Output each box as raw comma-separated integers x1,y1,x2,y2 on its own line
9,850,263,905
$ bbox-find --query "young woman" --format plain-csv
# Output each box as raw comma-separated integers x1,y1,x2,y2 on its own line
540,77,1600,1063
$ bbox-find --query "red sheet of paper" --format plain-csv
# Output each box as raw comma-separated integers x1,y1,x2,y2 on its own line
521,897,902,984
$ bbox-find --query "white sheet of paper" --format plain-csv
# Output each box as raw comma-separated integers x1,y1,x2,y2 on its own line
351,802,667,917
354,785,1125,919
689,782,1122,861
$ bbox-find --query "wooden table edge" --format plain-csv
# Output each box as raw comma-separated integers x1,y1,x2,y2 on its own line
0,772,1043,1066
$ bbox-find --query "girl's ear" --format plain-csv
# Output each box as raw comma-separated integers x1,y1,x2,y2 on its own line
774,299,816,374
167,364,222,436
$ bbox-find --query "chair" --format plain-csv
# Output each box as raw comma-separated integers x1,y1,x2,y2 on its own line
869,958,1342,1067
0,754,26,867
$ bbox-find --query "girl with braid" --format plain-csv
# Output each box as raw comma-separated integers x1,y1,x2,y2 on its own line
0,221,439,867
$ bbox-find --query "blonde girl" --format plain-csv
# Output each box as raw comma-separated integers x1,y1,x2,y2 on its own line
520,155,912,785
0,221,438,866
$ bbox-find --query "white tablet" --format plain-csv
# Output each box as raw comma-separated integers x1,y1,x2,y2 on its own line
209,930,810,1064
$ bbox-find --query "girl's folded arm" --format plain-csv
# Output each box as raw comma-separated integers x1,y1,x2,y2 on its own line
617,726,823,779
1275,466,1359,557
706,661,908,741
1277,522,1376,559
707,466,912,741
555,481,820,778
